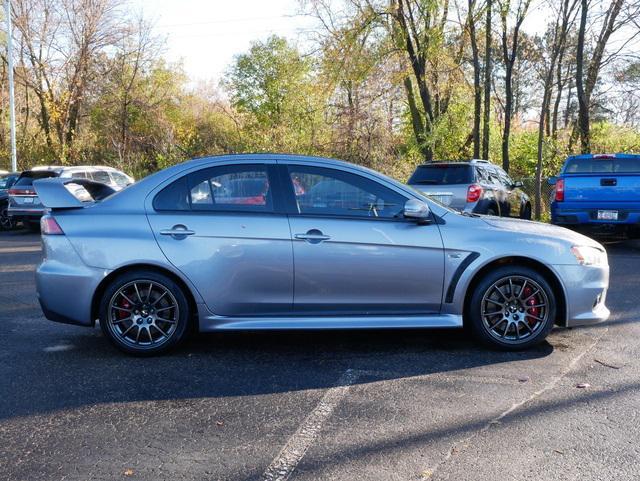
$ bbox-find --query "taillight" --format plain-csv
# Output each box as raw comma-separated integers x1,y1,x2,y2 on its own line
467,184,483,202
8,187,35,196
555,179,565,202
40,215,64,235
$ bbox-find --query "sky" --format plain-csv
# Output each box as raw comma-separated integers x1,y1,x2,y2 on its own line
130,0,551,86
130,0,314,84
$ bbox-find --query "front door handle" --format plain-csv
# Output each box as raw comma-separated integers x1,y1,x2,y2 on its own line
160,224,195,238
294,229,331,244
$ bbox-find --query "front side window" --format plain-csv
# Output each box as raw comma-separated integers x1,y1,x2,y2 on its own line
110,171,131,187
287,166,406,219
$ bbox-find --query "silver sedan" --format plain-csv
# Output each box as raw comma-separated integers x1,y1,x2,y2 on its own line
34,154,610,355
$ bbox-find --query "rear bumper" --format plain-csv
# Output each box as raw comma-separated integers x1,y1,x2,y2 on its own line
553,263,610,327
7,206,45,219
551,201,640,225
36,235,107,327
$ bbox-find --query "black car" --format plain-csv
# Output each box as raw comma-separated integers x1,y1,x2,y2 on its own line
407,159,531,219
0,172,19,230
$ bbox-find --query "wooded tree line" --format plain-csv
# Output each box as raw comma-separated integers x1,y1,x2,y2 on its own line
1,0,640,217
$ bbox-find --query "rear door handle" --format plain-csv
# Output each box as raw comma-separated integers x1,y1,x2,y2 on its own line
160,225,195,238
294,229,331,243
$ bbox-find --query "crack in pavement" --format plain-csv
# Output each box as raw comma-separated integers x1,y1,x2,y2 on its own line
423,327,609,479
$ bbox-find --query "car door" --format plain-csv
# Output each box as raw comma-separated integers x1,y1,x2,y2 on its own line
146,162,294,316
281,163,445,315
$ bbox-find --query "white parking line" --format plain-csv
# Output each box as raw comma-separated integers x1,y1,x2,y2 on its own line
44,343,75,352
261,369,360,481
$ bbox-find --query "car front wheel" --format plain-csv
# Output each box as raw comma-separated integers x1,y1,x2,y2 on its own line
99,270,191,356
468,266,556,350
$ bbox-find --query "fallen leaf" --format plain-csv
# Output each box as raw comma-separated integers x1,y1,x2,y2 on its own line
576,383,590,389
216,421,224,426
518,377,530,383
553,449,564,455
420,469,434,479
123,468,134,476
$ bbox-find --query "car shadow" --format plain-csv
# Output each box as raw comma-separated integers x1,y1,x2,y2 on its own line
0,325,554,421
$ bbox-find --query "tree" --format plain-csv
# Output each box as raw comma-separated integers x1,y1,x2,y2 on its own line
482,0,492,160
576,0,625,153
467,0,482,158
534,0,580,219
498,0,531,172
225,35,325,152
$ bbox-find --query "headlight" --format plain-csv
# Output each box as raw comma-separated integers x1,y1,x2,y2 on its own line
571,246,607,266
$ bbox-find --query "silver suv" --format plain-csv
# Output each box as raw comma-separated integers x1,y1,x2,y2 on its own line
8,165,134,230
408,159,531,219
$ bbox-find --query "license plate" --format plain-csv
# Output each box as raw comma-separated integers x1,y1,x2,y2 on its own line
23,197,34,204
597,210,618,220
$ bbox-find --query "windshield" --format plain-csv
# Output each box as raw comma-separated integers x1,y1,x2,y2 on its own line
408,164,472,185
0,175,16,189
14,171,58,186
564,157,640,174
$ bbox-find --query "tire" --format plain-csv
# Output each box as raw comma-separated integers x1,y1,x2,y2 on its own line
521,203,532,220
467,265,556,350
99,270,191,356
0,201,15,230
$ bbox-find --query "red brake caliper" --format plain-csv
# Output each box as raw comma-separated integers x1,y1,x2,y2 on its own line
523,286,539,326
118,297,131,320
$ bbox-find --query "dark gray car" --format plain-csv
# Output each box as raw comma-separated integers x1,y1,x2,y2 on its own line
0,172,19,230
408,160,532,219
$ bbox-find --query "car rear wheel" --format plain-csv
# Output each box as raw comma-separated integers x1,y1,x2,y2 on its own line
99,270,190,356
521,203,532,220
468,266,556,350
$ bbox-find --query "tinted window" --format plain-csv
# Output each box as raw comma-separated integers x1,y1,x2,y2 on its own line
408,164,472,185
565,157,640,173
188,165,272,212
92,171,112,185
14,171,57,186
153,176,190,211
153,165,274,213
288,166,406,219
0,175,17,189
110,171,131,187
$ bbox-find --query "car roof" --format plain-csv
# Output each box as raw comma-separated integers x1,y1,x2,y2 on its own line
565,153,640,161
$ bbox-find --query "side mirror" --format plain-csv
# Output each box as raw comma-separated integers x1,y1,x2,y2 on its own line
512,180,524,188
404,199,431,223
547,177,557,186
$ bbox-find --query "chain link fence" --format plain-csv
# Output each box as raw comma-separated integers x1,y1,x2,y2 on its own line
519,178,555,220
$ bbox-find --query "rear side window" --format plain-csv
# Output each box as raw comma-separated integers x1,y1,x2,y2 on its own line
153,164,274,213
91,171,112,185
408,164,472,185
153,176,190,211
565,157,640,173
14,171,57,186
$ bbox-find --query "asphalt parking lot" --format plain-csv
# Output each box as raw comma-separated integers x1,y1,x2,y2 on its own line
1,230,639,481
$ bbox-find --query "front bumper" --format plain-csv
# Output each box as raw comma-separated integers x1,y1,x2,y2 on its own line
36,235,107,326
553,263,610,327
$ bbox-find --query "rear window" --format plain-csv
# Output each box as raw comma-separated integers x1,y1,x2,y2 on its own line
565,157,640,174
14,171,58,186
408,164,473,185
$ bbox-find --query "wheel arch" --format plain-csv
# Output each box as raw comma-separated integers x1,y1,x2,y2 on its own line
91,263,200,329
463,256,567,327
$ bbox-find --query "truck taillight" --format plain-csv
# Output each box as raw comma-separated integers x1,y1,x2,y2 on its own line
555,179,565,202
467,184,483,202
40,215,64,235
